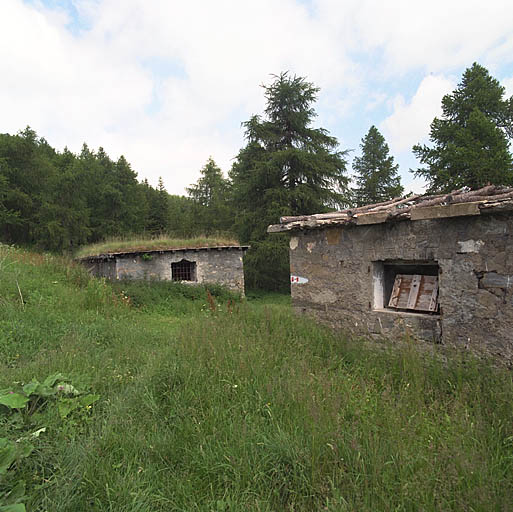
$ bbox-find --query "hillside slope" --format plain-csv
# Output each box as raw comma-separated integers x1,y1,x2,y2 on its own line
1,245,512,511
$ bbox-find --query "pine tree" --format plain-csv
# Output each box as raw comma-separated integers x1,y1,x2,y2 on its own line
413,63,513,192
230,72,349,291
352,126,403,206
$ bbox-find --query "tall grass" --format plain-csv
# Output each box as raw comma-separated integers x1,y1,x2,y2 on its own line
1,244,512,511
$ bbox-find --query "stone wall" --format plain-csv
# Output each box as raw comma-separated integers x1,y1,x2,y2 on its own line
289,212,513,363
84,248,246,294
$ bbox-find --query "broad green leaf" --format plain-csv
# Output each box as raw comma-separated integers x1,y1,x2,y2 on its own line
22,380,39,396
42,373,64,388
0,394,29,409
58,398,80,419
36,385,56,397
79,394,100,407
0,438,16,474
0,504,26,512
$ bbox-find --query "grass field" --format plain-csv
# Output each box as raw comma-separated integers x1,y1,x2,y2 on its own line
1,244,512,511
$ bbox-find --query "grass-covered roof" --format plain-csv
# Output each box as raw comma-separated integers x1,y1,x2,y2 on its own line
75,235,240,259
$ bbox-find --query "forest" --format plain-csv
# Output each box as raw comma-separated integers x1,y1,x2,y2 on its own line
1,63,512,291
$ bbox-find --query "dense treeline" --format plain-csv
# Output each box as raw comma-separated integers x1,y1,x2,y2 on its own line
0,128,201,251
1,63,512,291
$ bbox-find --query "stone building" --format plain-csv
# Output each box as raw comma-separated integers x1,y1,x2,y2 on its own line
268,186,513,363
80,245,249,294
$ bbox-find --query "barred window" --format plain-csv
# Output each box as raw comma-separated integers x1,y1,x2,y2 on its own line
171,259,196,281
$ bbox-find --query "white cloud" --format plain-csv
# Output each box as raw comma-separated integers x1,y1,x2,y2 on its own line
380,74,455,154
1,0,360,193
316,0,513,75
1,0,513,195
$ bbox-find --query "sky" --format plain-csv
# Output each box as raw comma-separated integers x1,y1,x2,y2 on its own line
1,0,513,196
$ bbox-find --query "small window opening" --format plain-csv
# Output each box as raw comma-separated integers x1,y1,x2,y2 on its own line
171,259,196,281
373,261,439,314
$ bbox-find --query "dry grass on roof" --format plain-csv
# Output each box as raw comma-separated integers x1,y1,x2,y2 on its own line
75,234,240,258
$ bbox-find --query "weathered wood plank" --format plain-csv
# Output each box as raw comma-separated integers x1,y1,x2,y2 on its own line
414,276,438,312
388,274,439,312
388,275,403,308
428,279,439,312
407,274,422,309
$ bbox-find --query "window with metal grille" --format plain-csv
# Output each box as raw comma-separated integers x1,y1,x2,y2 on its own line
171,259,196,281
373,261,439,314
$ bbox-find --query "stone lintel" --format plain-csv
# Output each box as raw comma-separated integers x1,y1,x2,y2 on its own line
355,211,390,225
411,202,481,221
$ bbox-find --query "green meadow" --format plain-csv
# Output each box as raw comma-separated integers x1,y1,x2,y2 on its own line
1,245,512,511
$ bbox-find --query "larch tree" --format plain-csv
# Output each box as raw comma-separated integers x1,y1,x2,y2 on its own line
352,125,403,206
230,72,349,290
413,63,513,192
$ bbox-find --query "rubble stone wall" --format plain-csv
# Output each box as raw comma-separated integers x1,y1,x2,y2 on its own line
289,212,513,363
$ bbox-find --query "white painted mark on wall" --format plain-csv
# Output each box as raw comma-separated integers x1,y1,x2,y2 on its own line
290,237,298,250
457,239,484,253
291,275,309,284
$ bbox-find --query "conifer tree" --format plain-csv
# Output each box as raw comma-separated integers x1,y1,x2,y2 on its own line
352,126,403,206
187,158,231,235
146,177,170,234
413,63,513,192
0,130,185,250
230,72,349,290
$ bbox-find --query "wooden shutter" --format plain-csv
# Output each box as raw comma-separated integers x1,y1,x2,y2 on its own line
388,274,438,312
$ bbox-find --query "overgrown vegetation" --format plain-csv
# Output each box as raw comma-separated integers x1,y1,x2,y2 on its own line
1,245,512,510
1,373,99,511
75,234,239,259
